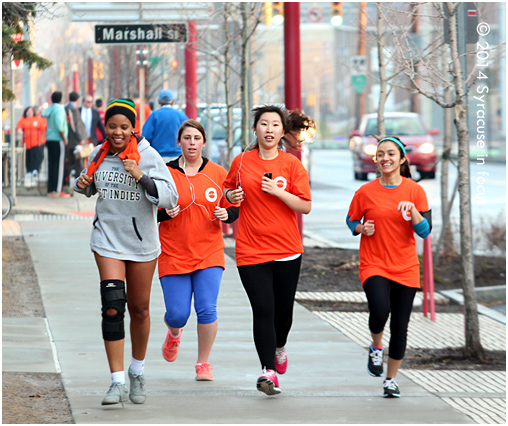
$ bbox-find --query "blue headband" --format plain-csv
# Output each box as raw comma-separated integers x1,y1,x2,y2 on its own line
378,137,406,156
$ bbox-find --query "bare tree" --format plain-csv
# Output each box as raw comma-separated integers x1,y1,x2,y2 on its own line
376,2,502,359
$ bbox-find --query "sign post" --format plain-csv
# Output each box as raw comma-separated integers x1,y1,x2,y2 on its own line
95,24,187,131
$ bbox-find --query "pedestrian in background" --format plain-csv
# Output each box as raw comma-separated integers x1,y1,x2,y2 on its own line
95,98,106,142
17,106,46,187
33,106,47,174
44,91,69,198
157,119,238,381
80,94,106,146
142,89,188,162
223,105,312,396
282,110,316,151
65,92,87,184
346,136,431,398
134,96,152,135
74,98,178,406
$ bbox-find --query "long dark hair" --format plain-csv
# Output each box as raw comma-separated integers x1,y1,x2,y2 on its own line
377,136,411,178
23,106,34,118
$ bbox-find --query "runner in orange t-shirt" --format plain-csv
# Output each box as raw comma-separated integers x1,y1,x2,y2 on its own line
346,136,431,398
223,105,313,396
158,119,239,382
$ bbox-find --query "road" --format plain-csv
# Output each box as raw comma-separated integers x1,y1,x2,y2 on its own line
304,148,506,253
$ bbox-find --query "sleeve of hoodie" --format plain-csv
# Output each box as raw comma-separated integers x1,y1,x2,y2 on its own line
73,148,99,197
143,147,178,209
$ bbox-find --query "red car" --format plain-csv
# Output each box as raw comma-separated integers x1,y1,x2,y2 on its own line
349,112,439,180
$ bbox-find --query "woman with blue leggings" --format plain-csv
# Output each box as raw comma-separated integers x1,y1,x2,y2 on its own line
157,120,238,381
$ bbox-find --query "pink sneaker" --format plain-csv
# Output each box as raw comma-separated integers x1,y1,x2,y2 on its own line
256,369,281,395
275,348,288,374
195,363,214,381
162,329,181,362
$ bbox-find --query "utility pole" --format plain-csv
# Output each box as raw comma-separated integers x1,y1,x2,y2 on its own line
10,63,17,205
185,21,197,119
283,2,303,238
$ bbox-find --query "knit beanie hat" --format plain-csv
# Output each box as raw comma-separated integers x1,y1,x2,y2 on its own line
105,98,137,127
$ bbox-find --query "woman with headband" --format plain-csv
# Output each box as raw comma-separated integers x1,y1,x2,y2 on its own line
223,105,312,396
74,98,178,406
346,136,431,398
157,119,239,381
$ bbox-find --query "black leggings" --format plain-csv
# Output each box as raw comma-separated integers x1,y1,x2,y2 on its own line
238,256,302,371
363,276,417,360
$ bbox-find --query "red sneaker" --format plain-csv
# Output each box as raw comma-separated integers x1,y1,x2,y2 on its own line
59,192,71,198
256,369,281,395
275,348,288,374
162,329,181,362
195,363,214,381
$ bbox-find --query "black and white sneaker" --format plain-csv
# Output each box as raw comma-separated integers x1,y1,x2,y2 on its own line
383,378,400,398
367,345,384,377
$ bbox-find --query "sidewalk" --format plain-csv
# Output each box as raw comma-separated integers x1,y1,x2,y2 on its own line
3,195,506,424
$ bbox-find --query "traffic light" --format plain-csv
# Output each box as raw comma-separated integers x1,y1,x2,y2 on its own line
331,2,343,27
264,2,273,25
171,59,178,68
272,2,284,26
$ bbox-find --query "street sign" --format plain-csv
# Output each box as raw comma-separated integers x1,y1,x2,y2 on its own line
307,7,324,23
95,24,187,44
351,75,367,94
11,33,23,68
350,55,367,75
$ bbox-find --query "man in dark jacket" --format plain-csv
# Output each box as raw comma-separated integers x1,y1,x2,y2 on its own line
65,92,87,182
80,95,106,146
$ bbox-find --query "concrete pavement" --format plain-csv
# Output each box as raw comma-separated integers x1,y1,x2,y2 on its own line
2,194,505,424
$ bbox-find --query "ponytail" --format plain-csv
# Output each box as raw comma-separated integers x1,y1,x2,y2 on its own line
400,158,411,178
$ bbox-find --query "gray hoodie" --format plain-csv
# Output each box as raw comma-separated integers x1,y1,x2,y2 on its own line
73,137,178,261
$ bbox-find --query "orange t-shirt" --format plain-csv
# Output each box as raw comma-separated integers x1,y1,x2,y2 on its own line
134,103,152,135
223,149,312,267
158,160,235,277
17,117,46,149
347,177,429,288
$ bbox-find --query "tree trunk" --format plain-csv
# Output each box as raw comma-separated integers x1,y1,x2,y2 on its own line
448,3,484,359
436,85,458,256
240,3,251,152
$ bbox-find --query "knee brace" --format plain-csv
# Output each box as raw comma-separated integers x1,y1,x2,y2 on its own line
100,279,127,341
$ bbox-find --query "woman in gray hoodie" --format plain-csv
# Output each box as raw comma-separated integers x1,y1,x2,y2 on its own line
74,99,178,406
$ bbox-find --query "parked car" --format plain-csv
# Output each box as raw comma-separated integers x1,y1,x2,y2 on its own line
349,112,439,180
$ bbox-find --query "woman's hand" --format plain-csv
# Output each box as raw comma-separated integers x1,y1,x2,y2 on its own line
123,159,142,181
361,219,375,236
227,187,245,204
165,205,181,218
77,174,92,189
398,201,424,225
398,201,417,216
261,175,279,195
213,206,229,221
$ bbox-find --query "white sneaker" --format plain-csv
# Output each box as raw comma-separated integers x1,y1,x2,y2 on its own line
101,382,128,405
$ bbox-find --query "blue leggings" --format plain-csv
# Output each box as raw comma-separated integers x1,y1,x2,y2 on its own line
160,267,223,328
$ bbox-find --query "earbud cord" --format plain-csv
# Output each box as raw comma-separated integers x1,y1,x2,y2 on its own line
179,156,223,221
